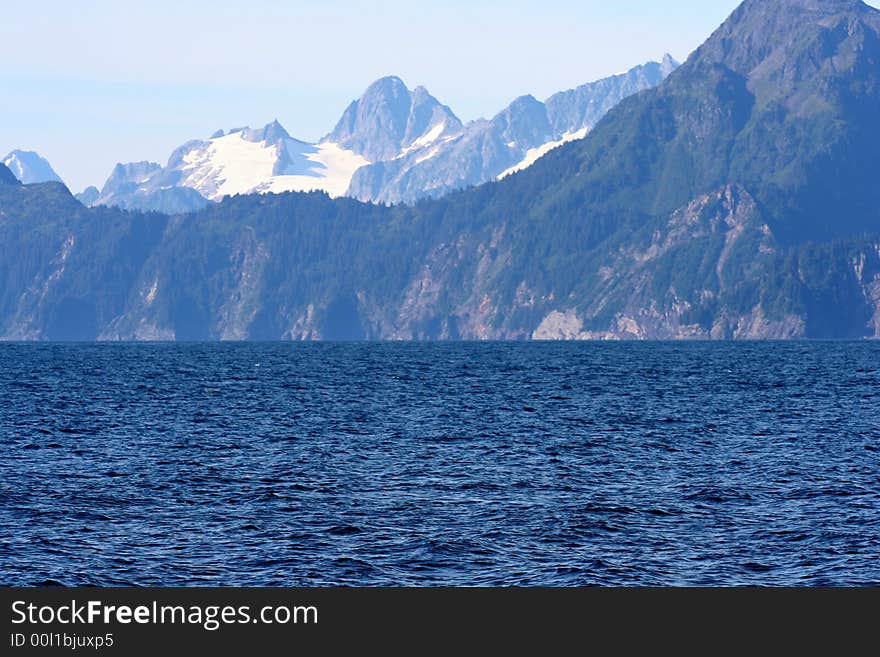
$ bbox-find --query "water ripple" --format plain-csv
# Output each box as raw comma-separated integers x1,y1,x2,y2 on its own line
1,342,878,586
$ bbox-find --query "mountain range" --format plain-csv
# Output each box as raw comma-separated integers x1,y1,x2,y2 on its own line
61,57,677,212
1,0,878,341
348,55,678,204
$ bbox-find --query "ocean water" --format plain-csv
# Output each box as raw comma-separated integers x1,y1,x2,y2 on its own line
0,342,878,587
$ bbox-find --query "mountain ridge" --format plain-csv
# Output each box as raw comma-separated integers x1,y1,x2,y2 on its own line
80,58,677,211
347,57,680,204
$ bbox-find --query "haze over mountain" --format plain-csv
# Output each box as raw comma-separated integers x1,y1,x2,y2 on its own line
1,0,879,341
79,58,677,212
2,150,63,185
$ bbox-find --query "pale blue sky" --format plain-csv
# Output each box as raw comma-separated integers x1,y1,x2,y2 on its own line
2,0,876,191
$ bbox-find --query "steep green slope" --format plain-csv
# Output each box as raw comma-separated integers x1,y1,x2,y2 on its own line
499,0,880,239
0,176,168,340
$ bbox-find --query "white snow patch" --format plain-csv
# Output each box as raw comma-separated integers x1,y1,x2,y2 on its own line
144,277,158,305
410,122,446,149
180,132,278,199
415,146,441,164
397,122,447,158
3,156,25,180
264,142,371,198
177,133,369,200
497,127,589,180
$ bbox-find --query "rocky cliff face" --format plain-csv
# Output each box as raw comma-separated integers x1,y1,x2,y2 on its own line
3,176,877,342
530,186,801,340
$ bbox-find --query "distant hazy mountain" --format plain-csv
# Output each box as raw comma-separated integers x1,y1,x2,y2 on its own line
75,186,100,207
348,57,679,204
545,54,679,136
79,161,209,214
325,76,463,162
100,161,163,199
2,150,63,185
84,119,371,213
88,59,676,211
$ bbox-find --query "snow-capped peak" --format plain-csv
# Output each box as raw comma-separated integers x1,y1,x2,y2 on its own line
155,121,372,201
1,150,63,185
325,77,462,162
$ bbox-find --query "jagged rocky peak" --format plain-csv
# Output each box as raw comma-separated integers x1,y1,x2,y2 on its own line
660,53,679,77
325,75,462,161
542,57,680,140
201,120,292,146
240,119,291,144
76,186,100,207
492,95,551,146
403,85,462,146
112,161,161,178
1,150,63,184
347,57,679,204
100,161,162,196
88,159,210,215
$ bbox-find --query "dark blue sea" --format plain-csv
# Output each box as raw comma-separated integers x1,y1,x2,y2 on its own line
1,342,878,586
